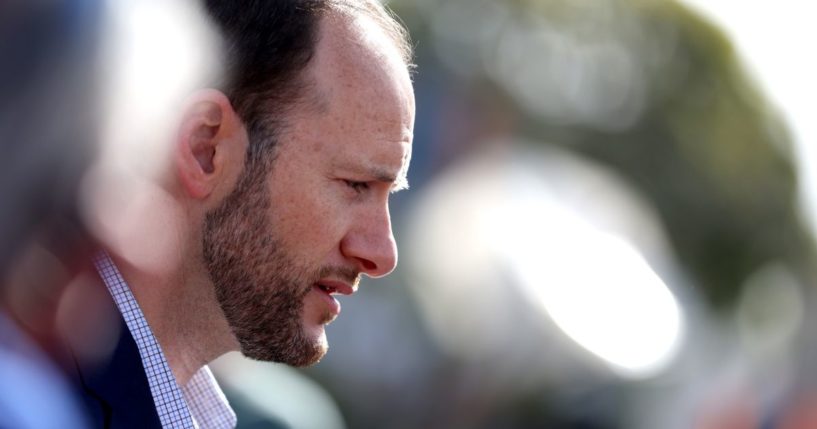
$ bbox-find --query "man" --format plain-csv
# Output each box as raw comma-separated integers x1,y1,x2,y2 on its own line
71,0,415,427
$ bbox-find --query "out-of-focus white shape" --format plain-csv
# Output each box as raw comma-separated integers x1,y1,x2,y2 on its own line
490,196,682,377
211,353,346,429
96,0,221,181
736,263,804,356
482,164,682,378
406,143,684,380
679,0,817,239
81,0,221,270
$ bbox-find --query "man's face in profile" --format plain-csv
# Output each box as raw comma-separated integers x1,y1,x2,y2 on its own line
202,14,414,366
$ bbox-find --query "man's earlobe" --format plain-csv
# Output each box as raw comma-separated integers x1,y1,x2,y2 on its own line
175,90,242,199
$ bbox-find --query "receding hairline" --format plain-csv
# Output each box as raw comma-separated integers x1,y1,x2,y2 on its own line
214,0,415,170
322,0,414,68
281,2,414,123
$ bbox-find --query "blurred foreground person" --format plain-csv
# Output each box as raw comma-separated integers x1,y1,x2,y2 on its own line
63,1,414,428
0,0,101,428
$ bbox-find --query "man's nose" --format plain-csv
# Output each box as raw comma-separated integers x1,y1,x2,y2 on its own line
340,207,398,278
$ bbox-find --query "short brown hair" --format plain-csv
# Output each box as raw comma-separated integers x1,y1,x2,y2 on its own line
203,0,413,171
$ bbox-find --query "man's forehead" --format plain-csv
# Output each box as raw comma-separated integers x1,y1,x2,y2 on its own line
285,10,414,195
315,12,411,88
291,13,413,117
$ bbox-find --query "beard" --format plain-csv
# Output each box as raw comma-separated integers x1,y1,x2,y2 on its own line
201,162,327,367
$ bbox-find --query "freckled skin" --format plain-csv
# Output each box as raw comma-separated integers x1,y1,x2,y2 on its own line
203,13,415,365
267,13,414,346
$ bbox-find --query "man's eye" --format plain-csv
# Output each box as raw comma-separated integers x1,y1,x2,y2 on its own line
344,180,370,193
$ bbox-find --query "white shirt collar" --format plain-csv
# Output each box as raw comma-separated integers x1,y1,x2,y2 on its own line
94,251,237,429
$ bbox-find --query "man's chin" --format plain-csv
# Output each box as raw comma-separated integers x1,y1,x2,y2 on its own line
238,327,328,367
297,325,329,366
285,338,327,367
296,345,328,367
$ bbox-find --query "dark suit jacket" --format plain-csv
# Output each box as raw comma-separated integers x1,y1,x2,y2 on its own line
67,289,162,428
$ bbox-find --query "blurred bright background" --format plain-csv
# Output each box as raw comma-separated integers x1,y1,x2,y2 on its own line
4,0,817,428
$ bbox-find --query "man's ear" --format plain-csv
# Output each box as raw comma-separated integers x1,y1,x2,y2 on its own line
175,89,247,200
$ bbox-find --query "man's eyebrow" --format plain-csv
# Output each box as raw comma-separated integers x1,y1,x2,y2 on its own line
368,166,409,192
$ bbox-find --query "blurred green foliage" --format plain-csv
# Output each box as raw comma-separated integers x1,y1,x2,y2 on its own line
393,0,813,310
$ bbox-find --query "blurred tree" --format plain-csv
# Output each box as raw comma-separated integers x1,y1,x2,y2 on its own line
572,2,810,310
395,0,812,310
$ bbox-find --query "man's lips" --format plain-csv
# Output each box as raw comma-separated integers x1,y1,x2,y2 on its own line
311,279,356,320
315,279,356,296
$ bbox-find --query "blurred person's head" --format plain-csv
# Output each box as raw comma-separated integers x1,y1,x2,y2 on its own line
0,0,100,335
148,0,415,368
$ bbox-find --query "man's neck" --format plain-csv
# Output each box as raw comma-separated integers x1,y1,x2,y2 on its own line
108,250,238,385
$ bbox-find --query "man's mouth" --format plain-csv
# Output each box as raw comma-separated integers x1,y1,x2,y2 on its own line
308,277,357,323
311,283,343,320
315,279,356,296
316,283,338,294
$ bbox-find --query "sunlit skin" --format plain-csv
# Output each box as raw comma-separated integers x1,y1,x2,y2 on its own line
110,11,414,385
270,13,414,350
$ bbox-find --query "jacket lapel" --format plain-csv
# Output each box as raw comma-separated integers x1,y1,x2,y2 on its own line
68,280,163,429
